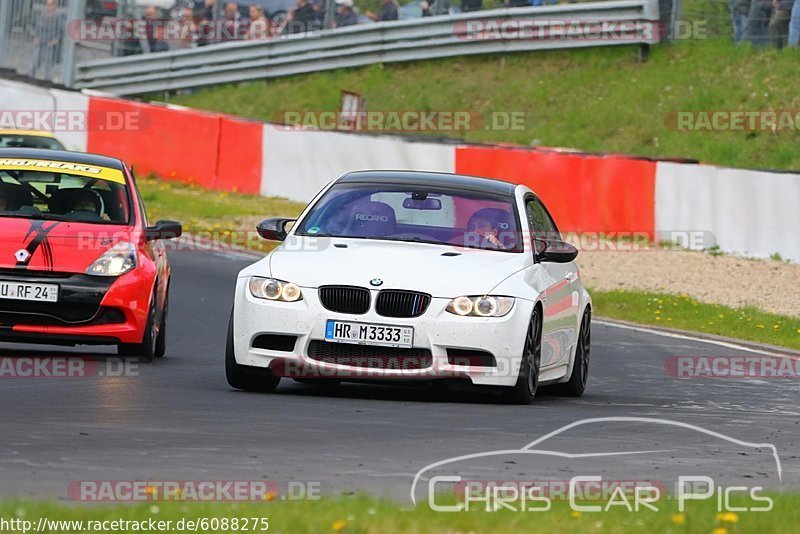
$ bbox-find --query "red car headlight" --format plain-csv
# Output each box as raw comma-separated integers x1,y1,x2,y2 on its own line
86,242,137,277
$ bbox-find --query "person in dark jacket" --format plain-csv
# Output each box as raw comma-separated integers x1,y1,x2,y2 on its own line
286,0,321,33
461,0,483,12
768,0,794,47
368,0,399,21
743,0,772,45
30,0,64,80
334,0,359,27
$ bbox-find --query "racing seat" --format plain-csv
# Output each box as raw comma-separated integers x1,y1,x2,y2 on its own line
0,184,33,211
344,200,397,238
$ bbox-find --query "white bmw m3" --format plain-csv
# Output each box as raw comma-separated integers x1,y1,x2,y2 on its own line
226,171,591,404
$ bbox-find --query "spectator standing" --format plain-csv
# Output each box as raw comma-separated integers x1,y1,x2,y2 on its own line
334,0,359,27
143,6,169,52
247,5,274,39
220,2,247,42
286,0,320,33
787,0,799,45
743,0,772,45
732,0,750,42
769,0,794,47
172,7,198,49
30,0,64,80
368,0,399,21
461,0,483,12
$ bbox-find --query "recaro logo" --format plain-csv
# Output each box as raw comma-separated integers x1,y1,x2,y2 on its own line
355,214,389,222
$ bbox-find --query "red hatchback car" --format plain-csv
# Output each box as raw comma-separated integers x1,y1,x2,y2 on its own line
0,149,182,361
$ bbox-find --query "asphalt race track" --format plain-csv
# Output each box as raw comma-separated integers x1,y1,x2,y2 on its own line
1,249,798,502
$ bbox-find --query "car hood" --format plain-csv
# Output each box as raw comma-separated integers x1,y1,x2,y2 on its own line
0,217,132,273
266,236,528,297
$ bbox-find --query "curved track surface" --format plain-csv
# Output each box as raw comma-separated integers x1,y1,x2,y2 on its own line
1,250,798,501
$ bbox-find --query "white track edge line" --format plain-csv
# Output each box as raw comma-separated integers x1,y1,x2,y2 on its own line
595,319,799,360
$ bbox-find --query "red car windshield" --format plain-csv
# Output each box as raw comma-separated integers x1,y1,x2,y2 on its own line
0,169,130,225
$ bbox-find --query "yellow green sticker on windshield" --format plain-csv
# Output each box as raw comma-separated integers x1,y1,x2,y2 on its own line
0,158,126,184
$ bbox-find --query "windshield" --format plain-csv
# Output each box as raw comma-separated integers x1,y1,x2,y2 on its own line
0,166,130,225
0,134,65,150
295,183,522,252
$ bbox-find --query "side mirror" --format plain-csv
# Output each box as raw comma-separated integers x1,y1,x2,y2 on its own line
256,217,296,241
534,239,578,263
145,220,183,241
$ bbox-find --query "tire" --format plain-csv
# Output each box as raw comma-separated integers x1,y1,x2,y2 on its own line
118,296,157,363
504,307,542,405
552,307,591,397
225,312,280,393
154,284,169,358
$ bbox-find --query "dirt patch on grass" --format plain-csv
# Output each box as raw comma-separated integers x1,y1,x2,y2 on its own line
579,249,800,318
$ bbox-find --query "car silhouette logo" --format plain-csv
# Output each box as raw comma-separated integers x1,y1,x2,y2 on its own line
15,249,31,263
370,278,383,287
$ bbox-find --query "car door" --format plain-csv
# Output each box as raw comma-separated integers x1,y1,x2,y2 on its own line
130,170,167,312
524,195,580,368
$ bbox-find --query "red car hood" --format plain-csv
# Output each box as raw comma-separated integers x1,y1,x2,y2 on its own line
0,217,134,273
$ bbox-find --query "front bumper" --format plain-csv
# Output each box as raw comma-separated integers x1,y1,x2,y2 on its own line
0,268,151,345
232,278,535,387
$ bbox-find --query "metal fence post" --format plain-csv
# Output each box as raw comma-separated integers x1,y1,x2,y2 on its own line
0,0,11,67
324,0,335,30
61,0,86,87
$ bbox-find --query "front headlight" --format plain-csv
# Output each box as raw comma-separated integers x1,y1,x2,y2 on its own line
86,242,137,277
249,276,303,302
446,295,515,317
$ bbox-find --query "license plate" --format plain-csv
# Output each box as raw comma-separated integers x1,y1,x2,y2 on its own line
325,320,414,348
0,281,59,302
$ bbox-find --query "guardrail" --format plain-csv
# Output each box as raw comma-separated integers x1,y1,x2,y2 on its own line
76,0,661,96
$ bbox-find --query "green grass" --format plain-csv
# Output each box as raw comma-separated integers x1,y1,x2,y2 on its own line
592,289,800,350
2,493,799,533
164,39,800,171
137,175,306,252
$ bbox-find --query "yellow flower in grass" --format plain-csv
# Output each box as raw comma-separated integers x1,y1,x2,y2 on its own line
671,513,686,525
712,528,728,534
716,512,739,524
570,510,582,519
332,519,347,532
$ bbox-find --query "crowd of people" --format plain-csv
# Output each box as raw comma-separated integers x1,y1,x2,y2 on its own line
130,0,405,53
732,0,799,47
121,0,567,53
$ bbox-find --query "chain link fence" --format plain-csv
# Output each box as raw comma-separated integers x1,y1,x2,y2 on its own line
0,0,99,86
